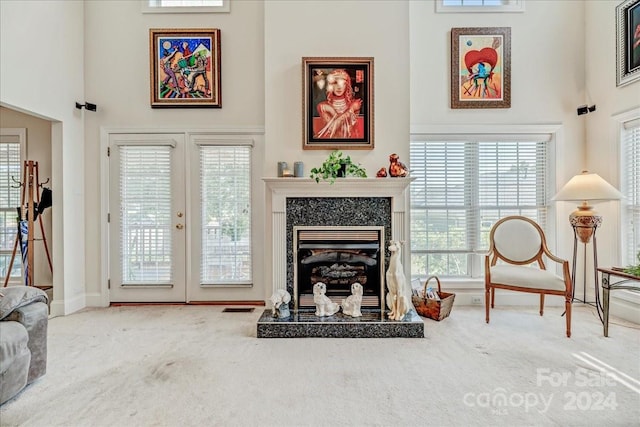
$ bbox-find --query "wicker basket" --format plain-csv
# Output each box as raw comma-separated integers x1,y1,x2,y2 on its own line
412,276,455,321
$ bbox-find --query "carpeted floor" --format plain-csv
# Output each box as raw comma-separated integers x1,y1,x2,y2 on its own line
1,304,639,427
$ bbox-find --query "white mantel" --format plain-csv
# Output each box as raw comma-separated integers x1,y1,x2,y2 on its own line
263,177,414,296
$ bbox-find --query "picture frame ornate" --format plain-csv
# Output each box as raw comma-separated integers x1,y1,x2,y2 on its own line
149,28,222,108
302,57,374,150
450,27,511,109
616,0,640,87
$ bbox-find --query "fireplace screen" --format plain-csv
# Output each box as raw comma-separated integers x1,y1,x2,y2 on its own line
294,227,385,309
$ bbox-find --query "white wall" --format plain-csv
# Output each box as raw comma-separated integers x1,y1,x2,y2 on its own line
83,0,266,303
264,0,411,178
410,0,586,268
263,0,410,300
585,1,640,322
0,0,86,316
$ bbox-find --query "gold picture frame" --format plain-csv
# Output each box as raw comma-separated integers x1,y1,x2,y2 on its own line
149,28,221,108
450,27,511,109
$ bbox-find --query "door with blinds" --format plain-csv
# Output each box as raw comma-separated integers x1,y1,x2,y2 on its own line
187,138,253,301
109,134,187,302
108,133,254,303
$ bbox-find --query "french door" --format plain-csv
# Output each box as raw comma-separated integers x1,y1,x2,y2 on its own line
108,132,255,303
109,134,186,302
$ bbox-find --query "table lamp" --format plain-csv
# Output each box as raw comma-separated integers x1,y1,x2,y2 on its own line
552,170,623,243
552,170,623,307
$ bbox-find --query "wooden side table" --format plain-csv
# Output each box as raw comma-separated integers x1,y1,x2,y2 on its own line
597,268,640,337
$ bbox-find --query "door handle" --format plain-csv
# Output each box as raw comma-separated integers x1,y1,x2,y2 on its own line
176,223,184,230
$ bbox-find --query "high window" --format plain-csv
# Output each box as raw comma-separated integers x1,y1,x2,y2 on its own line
410,131,553,279
436,0,525,13
620,116,640,266
142,0,229,13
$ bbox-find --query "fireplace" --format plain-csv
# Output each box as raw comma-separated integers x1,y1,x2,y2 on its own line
294,226,385,309
263,177,413,309
259,178,423,338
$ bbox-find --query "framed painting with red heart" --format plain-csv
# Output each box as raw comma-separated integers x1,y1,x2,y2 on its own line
451,27,511,109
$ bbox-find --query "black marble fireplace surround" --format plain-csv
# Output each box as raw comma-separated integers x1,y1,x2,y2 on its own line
286,197,392,307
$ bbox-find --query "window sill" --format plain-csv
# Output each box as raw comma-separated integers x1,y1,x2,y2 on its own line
412,277,484,290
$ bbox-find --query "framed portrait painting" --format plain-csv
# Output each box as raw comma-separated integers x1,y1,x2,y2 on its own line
149,28,221,108
450,27,511,109
616,0,640,87
302,57,374,150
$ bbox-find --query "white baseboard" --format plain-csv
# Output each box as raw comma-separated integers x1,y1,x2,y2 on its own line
454,290,566,307
608,296,640,324
49,300,65,318
49,293,86,318
85,292,109,308
454,291,640,325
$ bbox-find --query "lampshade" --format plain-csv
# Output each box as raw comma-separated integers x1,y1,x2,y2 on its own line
552,171,623,243
552,171,623,202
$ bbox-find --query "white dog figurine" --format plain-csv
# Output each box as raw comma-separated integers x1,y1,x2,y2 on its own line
342,282,363,317
313,282,340,317
270,289,291,318
385,240,411,321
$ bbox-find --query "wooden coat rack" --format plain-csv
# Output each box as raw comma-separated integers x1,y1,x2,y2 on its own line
3,160,52,288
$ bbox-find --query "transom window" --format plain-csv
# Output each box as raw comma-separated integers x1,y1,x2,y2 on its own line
142,0,229,13
410,132,552,279
436,0,525,13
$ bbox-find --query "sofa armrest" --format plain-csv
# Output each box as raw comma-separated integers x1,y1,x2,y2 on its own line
5,302,48,383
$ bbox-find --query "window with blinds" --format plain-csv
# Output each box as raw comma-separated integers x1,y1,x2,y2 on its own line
200,145,251,285
410,136,550,278
143,0,229,13
436,0,524,12
0,137,22,282
621,118,640,266
119,146,173,284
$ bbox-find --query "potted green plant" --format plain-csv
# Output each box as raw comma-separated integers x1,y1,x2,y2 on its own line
624,251,640,277
309,150,367,184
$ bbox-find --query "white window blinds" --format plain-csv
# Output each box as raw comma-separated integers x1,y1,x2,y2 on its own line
621,121,640,266
143,0,229,13
410,137,549,277
200,145,252,284
437,0,525,12
119,146,173,284
0,140,21,281
151,0,222,6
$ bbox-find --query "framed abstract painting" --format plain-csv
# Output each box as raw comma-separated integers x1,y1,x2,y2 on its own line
149,28,221,108
616,0,640,87
302,57,374,150
450,27,511,109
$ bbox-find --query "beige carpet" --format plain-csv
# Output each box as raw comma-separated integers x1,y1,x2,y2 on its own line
1,304,639,427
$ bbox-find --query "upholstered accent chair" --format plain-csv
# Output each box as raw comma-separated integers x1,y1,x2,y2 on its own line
485,216,572,337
